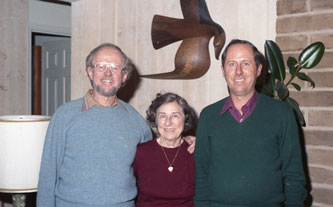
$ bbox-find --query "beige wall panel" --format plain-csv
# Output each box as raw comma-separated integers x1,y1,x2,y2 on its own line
0,0,28,115
100,0,115,42
71,0,276,117
238,0,273,49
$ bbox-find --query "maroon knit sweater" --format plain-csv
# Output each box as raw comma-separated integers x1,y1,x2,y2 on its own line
133,139,195,207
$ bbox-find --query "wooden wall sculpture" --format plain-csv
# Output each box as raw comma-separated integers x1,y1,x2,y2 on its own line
141,0,226,79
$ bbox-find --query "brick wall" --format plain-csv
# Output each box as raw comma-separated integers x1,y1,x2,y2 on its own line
276,0,333,206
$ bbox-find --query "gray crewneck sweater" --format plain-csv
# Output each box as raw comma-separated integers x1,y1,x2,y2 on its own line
37,98,152,207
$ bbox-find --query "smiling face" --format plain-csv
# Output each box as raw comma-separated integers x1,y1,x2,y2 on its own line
156,101,185,144
88,47,127,97
222,43,262,100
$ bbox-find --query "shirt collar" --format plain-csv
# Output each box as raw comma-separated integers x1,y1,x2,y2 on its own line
81,89,125,112
220,92,258,115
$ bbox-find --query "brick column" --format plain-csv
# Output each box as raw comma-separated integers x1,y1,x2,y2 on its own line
276,0,333,206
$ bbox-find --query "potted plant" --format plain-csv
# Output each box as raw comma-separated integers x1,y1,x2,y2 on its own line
259,40,325,126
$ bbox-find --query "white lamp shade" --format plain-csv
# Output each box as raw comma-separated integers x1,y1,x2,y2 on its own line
0,115,50,193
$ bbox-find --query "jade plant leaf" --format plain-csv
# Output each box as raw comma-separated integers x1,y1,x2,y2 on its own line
265,40,286,81
291,83,301,91
286,97,305,126
299,42,325,69
296,72,315,88
287,57,298,75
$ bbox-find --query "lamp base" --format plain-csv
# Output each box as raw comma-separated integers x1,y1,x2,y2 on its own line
12,193,26,207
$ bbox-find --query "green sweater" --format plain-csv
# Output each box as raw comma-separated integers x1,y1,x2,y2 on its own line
194,94,307,207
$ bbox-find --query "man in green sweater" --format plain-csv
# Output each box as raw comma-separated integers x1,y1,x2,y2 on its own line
194,39,307,207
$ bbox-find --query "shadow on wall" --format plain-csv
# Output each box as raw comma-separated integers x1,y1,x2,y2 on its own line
118,61,141,103
298,126,313,207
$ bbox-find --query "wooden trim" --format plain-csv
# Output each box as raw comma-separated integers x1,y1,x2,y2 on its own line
33,46,42,115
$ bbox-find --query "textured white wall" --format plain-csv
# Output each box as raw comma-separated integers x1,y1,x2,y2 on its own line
0,0,29,116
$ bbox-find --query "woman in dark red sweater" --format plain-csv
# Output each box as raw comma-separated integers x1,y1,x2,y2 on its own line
133,92,196,207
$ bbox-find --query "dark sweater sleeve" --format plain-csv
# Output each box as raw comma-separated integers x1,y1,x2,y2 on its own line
280,105,307,207
194,109,211,207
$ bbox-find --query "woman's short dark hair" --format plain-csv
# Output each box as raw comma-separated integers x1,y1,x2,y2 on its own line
146,92,196,133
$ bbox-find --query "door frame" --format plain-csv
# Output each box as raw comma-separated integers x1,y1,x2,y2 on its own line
27,24,71,115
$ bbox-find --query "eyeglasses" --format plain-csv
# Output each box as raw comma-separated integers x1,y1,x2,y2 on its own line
93,62,125,74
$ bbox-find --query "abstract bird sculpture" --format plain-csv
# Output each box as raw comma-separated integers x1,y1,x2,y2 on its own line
141,0,226,79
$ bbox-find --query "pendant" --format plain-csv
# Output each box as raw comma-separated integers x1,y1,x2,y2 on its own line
168,166,174,172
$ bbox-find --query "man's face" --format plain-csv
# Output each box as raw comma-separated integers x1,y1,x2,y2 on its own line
88,48,127,97
222,43,262,99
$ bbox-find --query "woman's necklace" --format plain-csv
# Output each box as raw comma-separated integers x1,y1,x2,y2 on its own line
160,142,182,172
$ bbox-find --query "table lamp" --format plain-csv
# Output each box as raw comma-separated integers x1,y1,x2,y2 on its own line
0,115,50,206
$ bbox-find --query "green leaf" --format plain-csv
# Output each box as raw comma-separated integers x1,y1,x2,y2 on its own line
276,80,289,100
291,83,301,91
286,97,306,126
265,40,286,81
296,72,315,88
287,57,298,75
299,42,325,69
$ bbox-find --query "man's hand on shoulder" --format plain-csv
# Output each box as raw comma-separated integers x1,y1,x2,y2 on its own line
184,135,196,154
